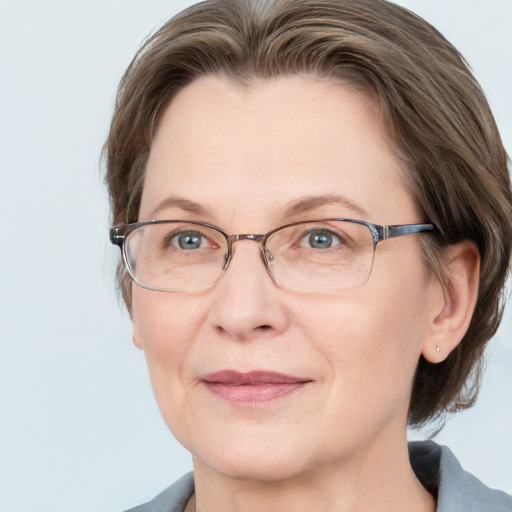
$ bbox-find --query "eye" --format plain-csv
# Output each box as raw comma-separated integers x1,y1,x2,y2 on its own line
299,229,343,249
169,230,209,250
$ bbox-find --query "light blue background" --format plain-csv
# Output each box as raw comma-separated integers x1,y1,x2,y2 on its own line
0,1,510,511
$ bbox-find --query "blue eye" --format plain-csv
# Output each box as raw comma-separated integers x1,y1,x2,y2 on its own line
300,229,342,249
171,231,207,250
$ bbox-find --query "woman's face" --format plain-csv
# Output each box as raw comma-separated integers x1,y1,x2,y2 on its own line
132,76,441,481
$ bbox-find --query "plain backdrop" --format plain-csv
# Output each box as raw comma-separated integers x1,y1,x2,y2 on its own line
0,1,511,511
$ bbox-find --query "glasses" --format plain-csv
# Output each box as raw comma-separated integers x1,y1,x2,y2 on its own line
110,219,438,293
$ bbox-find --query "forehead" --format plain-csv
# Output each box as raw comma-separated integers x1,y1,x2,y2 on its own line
140,75,416,228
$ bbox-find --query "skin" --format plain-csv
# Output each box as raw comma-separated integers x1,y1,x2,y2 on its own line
131,75,479,512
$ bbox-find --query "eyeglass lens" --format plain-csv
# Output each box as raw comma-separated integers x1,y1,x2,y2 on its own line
124,220,375,292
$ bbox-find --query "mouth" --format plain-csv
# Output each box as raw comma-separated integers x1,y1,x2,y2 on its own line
200,370,313,405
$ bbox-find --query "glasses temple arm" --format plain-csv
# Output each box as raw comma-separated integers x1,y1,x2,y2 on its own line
384,223,440,240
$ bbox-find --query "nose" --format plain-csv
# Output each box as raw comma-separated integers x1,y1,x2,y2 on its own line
207,240,288,341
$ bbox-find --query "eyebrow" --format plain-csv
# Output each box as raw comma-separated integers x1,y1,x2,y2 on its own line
149,196,212,218
149,193,368,222
281,194,368,219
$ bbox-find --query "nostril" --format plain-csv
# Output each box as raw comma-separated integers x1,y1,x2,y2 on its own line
215,323,273,340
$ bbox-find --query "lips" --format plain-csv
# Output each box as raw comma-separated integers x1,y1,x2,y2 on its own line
201,370,312,405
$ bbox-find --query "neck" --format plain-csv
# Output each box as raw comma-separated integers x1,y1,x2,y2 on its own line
191,435,435,512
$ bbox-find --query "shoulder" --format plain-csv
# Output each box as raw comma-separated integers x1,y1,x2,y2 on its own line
409,441,512,512
123,472,195,512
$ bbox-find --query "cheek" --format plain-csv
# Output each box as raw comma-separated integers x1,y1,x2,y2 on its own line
132,288,203,353
302,272,430,403
131,289,207,422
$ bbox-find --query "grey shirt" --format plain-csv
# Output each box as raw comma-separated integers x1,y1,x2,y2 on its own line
125,441,512,511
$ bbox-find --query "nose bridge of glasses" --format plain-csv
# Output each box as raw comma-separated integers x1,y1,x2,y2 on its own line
227,233,267,253
229,234,265,243
225,233,269,266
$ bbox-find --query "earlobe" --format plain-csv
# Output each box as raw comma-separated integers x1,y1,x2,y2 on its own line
422,241,480,363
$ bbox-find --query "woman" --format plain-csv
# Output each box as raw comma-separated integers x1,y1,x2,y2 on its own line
106,0,512,510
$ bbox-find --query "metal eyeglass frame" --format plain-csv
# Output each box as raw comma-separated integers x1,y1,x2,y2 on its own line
109,219,440,293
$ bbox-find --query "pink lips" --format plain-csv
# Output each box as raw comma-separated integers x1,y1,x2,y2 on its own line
201,370,312,405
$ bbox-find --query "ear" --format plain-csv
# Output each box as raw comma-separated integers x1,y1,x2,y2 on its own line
422,241,480,363
132,320,143,350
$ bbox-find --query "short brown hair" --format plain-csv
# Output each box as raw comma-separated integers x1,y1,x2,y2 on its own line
105,0,512,426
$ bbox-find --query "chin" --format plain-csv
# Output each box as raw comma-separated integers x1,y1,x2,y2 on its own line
186,428,318,483
204,450,313,483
